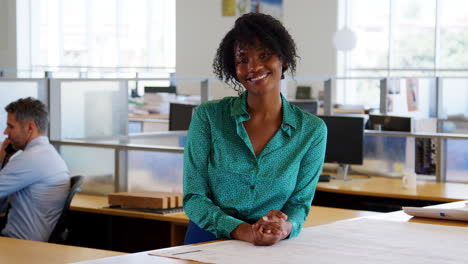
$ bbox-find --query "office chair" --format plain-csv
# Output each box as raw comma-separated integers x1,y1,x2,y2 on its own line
0,203,10,231
48,175,84,244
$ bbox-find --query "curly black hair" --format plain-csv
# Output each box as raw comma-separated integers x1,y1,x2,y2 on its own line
213,12,299,94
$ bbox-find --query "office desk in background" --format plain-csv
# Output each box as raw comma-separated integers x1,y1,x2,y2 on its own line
71,201,468,264
67,194,380,253
0,236,124,264
128,114,169,132
68,176,468,252
70,193,189,248
315,175,468,212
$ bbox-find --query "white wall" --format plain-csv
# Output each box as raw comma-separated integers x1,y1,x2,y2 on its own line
285,0,337,77
176,0,338,98
0,0,17,73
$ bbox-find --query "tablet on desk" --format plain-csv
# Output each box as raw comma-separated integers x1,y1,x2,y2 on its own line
403,205,468,222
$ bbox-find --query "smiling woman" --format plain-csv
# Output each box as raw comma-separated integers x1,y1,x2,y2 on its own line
183,12,327,247
234,40,284,97
213,12,298,95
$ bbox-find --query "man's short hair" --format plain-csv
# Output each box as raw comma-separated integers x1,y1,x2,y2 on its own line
5,97,49,134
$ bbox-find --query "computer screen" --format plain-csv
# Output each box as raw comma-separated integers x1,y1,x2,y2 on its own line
169,103,197,131
290,100,318,115
145,86,176,94
295,86,311,99
366,114,412,132
318,115,365,165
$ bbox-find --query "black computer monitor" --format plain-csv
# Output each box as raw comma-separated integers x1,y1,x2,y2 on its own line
318,115,365,180
295,86,311,99
366,114,412,132
290,100,318,115
169,103,197,131
145,86,176,94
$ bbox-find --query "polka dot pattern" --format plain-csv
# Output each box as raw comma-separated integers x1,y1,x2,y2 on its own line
183,91,327,239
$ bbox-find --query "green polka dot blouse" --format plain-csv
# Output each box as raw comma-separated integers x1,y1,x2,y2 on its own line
183,91,327,239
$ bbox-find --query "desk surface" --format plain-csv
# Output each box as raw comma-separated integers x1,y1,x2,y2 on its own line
74,194,468,227
0,237,124,264
71,194,189,224
71,193,380,227
370,200,468,227
317,175,468,202
0,194,377,264
70,193,381,249
72,201,468,264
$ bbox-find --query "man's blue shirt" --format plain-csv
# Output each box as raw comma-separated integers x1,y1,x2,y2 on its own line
0,136,70,241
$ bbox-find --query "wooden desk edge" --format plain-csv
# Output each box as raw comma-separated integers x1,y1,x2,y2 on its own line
315,185,460,202
0,236,126,264
71,193,190,224
71,205,190,224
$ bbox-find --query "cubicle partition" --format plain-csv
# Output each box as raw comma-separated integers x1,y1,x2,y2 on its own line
437,77,468,134
330,77,436,119
390,77,435,119
354,131,468,182
334,77,382,109
0,79,47,139
1,72,468,186
49,79,129,140
51,129,468,197
52,131,186,195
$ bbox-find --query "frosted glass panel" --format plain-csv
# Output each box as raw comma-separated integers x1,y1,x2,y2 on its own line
440,120,468,134
59,145,114,194
80,133,187,147
387,78,434,118
350,135,412,177
446,139,468,183
127,150,183,193
129,135,186,147
441,79,468,118
60,81,126,138
336,79,381,109
129,121,143,133
0,81,40,140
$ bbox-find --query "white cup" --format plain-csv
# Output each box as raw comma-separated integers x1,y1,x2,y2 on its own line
402,172,417,189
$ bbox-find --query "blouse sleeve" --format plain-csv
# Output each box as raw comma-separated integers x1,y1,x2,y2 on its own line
183,105,244,238
282,120,327,238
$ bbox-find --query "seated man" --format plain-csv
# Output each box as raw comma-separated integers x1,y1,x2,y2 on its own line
0,97,70,241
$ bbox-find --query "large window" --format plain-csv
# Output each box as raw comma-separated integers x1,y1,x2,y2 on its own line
21,0,175,76
338,0,468,113
344,0,468,76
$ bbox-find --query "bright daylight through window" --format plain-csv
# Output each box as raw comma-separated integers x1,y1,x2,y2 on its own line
20,0,175,78
339,0,468,112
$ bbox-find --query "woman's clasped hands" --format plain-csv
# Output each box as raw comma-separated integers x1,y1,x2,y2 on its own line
231,209,292,246
251,209,292,246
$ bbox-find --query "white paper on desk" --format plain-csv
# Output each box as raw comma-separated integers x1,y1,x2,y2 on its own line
403,206,468,221
149,218,468,264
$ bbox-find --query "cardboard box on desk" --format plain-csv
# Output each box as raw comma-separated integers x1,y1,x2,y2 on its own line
108,192,183,209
